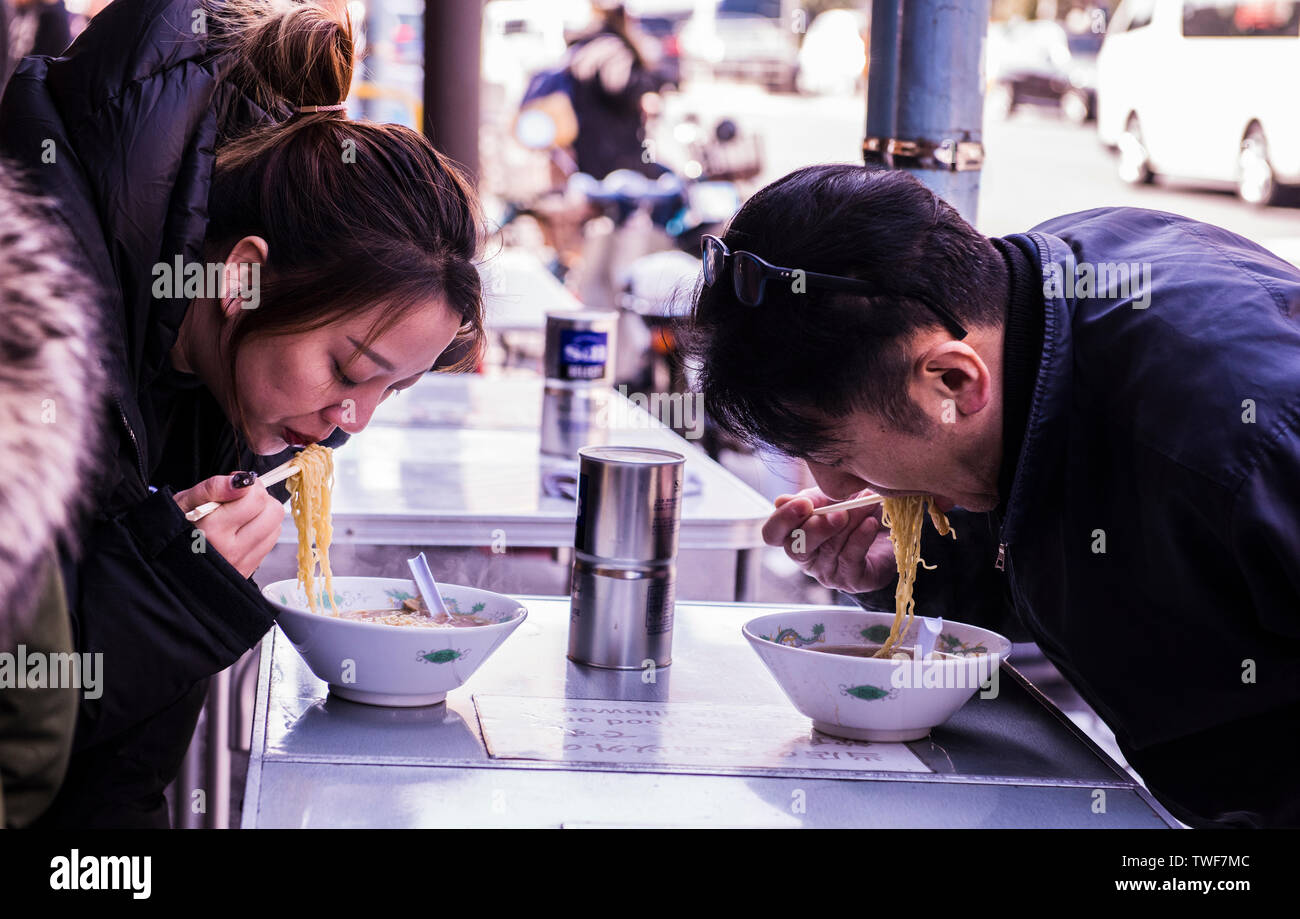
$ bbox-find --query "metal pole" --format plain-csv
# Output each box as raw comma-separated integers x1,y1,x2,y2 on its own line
865,0,991,224
176,713,204,828
423,0,482,181
734,548,763,603
866,0,901,155
205,668,231,829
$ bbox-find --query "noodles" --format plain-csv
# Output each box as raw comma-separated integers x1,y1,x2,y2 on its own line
873,495,954,659
287,444,337,616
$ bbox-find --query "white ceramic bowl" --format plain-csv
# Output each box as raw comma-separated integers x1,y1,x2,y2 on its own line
263,577,528,707
743,608,1012,742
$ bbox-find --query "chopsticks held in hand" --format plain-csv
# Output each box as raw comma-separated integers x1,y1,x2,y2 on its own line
183,459,300,523
809,492,885,516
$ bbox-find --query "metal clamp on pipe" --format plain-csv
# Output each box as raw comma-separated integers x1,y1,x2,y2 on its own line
863,136,985,172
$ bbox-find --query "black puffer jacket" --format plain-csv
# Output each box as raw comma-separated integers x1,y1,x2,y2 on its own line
0,0,340,826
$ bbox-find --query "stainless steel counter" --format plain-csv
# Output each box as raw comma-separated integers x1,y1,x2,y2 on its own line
243,597,1181,828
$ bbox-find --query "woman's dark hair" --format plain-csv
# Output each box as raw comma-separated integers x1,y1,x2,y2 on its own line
202,0,484,439
680,164,1006,458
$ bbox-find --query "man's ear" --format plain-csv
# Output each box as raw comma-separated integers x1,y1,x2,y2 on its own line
218,236,269,319
912,338,992,421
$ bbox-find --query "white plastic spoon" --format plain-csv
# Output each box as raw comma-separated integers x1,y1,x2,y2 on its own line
916,616,943,659
407,552,451,619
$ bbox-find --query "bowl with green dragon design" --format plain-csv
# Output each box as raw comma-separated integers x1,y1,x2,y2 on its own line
743,608,1011,742
264,577,528,707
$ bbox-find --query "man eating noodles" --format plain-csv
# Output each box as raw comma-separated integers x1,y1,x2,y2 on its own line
682,164,1300,828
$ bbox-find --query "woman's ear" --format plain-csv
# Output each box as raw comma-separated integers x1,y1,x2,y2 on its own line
219,235,269,318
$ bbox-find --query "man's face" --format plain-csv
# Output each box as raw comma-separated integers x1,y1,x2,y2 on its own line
801,418,986,514
793,330,1005,513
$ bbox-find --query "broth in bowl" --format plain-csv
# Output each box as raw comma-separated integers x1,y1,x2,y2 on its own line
332,597,496,629
816,644,957,660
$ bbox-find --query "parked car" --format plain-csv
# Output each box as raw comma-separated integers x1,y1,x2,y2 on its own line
679,7,799,92
986,18,1103,123
1096,0,1300,205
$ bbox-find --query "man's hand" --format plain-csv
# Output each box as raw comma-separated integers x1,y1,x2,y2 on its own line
762,487,897,594
173,475,286,579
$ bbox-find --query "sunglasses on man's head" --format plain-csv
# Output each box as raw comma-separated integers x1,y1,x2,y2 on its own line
700,234,968,340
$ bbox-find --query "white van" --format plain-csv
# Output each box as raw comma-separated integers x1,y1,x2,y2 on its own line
1096,0,1300,205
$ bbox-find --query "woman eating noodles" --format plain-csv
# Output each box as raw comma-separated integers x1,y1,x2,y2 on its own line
0,0,484,826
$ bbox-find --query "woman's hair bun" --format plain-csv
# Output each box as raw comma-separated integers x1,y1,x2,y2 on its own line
208,0,355,113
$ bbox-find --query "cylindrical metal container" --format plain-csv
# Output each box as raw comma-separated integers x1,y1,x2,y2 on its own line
568,446,685,669
540,385,611,457
540,310,618,457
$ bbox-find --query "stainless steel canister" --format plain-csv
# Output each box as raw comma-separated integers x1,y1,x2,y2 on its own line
568,446,685,669
540,310,618,457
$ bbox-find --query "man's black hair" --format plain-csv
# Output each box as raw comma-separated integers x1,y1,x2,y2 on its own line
680,164,1007,458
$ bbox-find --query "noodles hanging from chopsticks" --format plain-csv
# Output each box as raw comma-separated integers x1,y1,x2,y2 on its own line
288,444,337,616
874,495,954,659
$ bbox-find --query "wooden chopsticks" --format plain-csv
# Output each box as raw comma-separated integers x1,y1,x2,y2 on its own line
183,458,301,523
809,492,885,515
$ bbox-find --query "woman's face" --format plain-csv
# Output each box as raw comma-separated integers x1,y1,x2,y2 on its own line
233,302,463,455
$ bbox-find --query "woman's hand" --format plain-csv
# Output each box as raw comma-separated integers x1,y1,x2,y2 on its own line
762,487,898,595
173,474,286,579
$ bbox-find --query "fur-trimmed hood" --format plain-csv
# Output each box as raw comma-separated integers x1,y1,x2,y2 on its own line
0,157,103,645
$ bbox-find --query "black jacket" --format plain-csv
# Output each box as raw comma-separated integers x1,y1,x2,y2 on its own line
0,0,333,826
857,208,1300,827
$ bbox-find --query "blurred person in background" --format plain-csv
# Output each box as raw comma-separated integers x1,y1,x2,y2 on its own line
0,157,103,828
6,0,72,61
565,1,663,180
0,0,485,827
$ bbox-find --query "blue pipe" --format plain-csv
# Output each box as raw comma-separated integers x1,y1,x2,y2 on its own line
867,0,991,224
866,0,902,147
